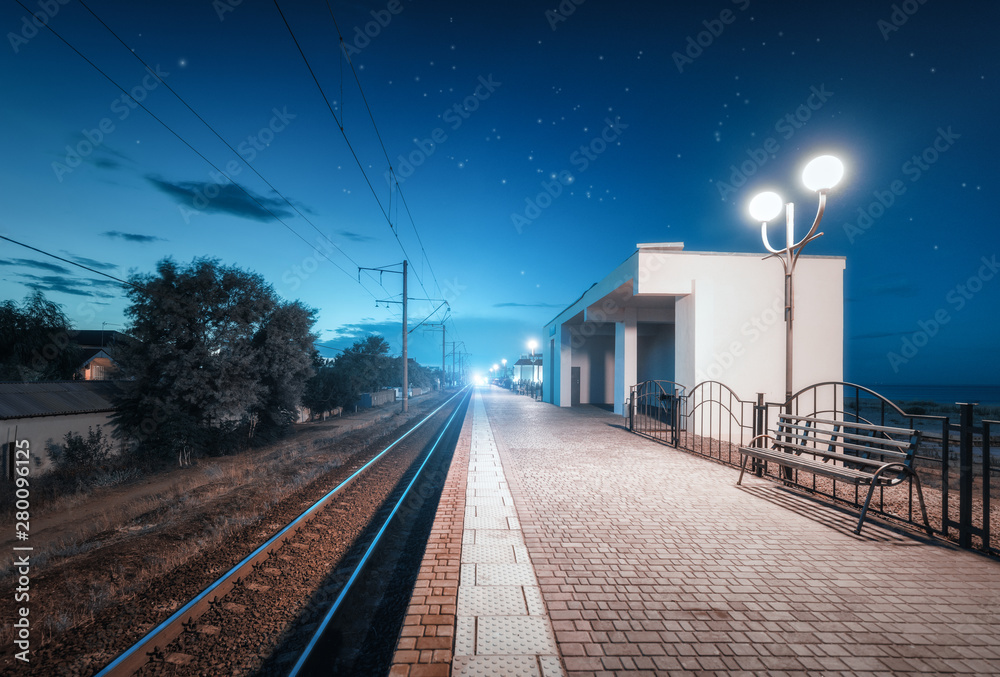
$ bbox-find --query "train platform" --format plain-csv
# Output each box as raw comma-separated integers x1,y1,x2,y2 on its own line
391,386,1000,676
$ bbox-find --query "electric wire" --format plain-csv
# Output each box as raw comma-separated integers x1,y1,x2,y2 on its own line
323,0,446,302
74,0,389,297
13,0,382,303
0,234,138,292
274,0,438,304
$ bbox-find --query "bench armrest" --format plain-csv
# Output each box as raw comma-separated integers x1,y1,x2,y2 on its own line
870,460,913,485
744,434,777,450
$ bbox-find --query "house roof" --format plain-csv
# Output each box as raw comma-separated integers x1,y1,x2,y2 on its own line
72,330,132,349
0,381,123,420
514,357,542,366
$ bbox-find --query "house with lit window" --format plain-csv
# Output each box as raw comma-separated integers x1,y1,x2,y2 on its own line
72,330,129,380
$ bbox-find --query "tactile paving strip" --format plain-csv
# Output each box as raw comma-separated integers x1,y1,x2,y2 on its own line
473,529,523,544
456,391,566,676
474,616,559,655
455,615,477,655
452,655,543,677
523,586,546,616
465,515,511,530
458,586,529,615
462,543,518,563
475,563,538,586
465,495,511,507
469,504,518,518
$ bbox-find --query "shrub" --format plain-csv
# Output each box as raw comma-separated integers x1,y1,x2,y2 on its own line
49,426,113,470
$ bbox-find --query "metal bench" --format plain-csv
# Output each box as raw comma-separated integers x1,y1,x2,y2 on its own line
737,413,933,535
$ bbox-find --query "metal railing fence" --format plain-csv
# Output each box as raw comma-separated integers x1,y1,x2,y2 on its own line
628,379,999,557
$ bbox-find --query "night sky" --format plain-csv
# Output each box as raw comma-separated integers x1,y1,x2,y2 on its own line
2,0,997,389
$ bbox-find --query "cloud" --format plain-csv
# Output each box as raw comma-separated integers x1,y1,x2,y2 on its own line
494,301,565,308
338,229,376,243
864,279,920,299
0,258,71,274
92,158,121,170
146,175,293,222
19,273,122,298
316,321,399,354
102,230,166,243
62,253,119,271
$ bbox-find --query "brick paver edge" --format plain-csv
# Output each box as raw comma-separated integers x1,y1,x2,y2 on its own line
388,396,474,677
479,389,570,677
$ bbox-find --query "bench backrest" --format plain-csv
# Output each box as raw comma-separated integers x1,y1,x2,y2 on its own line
775,414,921,476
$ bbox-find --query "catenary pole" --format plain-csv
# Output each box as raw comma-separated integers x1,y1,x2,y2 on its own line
402,259,408,413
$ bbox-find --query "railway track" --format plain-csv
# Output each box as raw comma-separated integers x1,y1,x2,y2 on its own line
93,386,471,676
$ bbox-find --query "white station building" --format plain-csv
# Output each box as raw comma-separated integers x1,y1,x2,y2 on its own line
542,243,846,414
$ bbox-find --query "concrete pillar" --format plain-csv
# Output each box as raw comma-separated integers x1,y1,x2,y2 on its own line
559,324,573,407
614,307,637,415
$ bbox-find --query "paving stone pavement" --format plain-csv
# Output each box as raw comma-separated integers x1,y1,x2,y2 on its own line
477,386,1000,676
452,391,565,677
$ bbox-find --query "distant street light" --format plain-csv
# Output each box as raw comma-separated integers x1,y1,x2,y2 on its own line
501,358,507,380
748,154,844,403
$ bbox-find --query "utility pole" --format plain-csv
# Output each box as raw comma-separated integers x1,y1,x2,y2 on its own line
365,262,449,410
361,261,409,413
402,259,408,412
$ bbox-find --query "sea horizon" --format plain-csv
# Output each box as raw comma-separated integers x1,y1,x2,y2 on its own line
853,383,1000,407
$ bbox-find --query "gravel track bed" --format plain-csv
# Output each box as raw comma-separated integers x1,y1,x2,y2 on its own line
134,397,462,676
0,394,457,676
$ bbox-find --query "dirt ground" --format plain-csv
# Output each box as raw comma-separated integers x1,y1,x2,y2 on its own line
0,403,402,556
0,394,449,673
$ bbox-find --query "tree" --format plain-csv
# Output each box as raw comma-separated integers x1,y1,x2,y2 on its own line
0,291,80,381
112,258,316,458
250,300,317,438
336,334,393,397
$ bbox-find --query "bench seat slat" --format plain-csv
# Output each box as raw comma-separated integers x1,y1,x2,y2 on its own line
781,414,916,437
769,440,909,467
773,434,913,461
739,446,904,485
777,422,913,450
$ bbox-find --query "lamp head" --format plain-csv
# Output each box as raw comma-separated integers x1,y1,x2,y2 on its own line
802,154,844,192
748,191,783,223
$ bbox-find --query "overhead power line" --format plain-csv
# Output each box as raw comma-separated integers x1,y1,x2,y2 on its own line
75,0,388,297
0,233,138,291
273,0,444,304
15,0,383,301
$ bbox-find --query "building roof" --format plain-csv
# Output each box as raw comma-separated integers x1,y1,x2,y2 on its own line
514,357,542,366
72,330,133,349
0,381,123,420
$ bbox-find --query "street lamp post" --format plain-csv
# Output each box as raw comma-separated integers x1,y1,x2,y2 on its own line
748,154,844,404
501,358,507,381
527,340,538,384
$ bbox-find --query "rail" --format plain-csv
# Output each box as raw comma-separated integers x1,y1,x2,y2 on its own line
289,386,470,674
94,387,471,676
